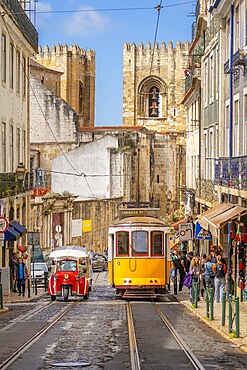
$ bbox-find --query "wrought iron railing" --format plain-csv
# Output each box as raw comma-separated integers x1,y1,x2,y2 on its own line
2,0,38,51
196,178,218,203
0,173,31,198
215,156,247,190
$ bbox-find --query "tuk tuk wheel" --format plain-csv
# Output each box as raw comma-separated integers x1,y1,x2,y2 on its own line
64,287,69,302
83,294,89,300
51,295,56,301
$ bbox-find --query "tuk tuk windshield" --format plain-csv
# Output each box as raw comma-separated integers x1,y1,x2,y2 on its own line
57,260,77,272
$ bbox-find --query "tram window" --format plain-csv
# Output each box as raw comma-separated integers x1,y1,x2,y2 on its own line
151,231,163,256
117,231,129,255
132,231,148,255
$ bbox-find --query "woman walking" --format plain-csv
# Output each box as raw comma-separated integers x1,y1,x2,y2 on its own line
17,258,28,296
189,256,200,301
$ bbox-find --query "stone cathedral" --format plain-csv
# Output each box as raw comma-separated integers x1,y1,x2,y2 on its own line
123,41,190,132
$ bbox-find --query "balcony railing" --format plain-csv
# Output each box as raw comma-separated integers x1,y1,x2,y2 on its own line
196,178,218,203
0,173,32,198
224,49,247,76
2,0,38,51
215,156,247,190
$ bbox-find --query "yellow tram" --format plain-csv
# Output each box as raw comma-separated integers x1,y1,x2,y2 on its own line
108,202,170,299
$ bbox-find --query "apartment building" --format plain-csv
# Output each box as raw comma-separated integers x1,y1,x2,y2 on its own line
0,0,38,275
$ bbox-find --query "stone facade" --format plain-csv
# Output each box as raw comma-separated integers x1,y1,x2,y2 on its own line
123,41,190,132
36,44,95,127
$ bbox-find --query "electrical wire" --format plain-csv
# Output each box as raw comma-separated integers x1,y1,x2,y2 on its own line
12,2,196,15
150,1,163,75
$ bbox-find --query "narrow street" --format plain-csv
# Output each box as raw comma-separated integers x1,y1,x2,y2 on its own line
0,272,247,369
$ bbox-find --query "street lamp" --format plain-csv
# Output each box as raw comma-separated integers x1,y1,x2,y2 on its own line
16,163,26,193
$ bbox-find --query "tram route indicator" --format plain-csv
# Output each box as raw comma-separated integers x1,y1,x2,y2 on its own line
178,223,194,241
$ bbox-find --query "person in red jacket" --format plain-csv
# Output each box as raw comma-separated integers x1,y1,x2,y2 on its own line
212,253,227,303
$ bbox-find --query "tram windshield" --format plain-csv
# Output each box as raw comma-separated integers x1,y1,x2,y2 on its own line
57,260,77,272
132,231,148,255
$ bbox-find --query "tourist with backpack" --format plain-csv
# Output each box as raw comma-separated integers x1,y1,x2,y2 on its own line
204,255,215,290
213,253,227,303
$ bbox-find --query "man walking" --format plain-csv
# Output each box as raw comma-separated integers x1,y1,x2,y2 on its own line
213,253,226,303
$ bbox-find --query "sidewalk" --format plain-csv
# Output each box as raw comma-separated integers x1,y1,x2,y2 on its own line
1,287,47,312
173,288,247,354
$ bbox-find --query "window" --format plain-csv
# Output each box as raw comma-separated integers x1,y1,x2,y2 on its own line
17,128,20,163
10,43,14,89
210,55,214,101
132,231,148,255
10,125,13,172
234,99,239,125
79,82,83,114
22,57,26,97
225,105,230,157
235,6,240,51
151,231,163,256
1,34,6,83
149,87,159,117
204,62,208,105
116,231,129,256
16,51,21,93
2,123,6,172
23,130,26,165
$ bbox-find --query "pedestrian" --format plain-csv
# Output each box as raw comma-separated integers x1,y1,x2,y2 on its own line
189,256,200,301
200,254,207,299
213,253,226,303
17,257,28,296
170,251,177,281
204,255,215,290
178,250,187,292
11,252,18,293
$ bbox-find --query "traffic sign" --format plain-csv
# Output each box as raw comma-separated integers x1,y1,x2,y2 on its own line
27,232,40,246
0,216,8,233
178,223,194,241
55,225,62,233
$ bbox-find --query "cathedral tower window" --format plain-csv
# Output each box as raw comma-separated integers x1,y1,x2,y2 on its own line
149,87,159,117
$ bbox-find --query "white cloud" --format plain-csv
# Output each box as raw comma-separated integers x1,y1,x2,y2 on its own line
63,7,113,37
36,1,52,30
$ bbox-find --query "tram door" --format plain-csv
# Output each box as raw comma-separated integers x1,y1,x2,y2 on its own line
108,233,114,285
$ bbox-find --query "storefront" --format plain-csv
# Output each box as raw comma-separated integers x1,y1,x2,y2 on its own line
197,203,247,300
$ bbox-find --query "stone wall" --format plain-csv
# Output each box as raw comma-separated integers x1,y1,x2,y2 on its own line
36,44,95,127
123,41,190,132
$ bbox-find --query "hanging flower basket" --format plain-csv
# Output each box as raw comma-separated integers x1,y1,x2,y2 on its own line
17,245,27,253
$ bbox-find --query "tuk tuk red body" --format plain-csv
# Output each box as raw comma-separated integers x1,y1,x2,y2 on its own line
48,246,92,301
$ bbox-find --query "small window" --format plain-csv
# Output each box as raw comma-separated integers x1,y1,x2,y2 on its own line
117,231,129,256
132,231,148,256
151,231,163,256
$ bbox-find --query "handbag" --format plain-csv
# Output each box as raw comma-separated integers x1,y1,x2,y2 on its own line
183,272,192,288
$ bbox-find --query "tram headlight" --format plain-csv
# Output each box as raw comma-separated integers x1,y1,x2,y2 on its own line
64,274,69,279
124,279,132,284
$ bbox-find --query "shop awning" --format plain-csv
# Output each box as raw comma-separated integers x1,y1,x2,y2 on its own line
4,226,21,241
197,203,235,230
197,203,247,237
9,220,27,236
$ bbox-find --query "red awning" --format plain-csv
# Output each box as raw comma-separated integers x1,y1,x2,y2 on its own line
172,217,188,230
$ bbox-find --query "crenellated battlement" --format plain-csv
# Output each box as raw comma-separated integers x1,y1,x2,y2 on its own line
37,44,95,62
123,41,190,57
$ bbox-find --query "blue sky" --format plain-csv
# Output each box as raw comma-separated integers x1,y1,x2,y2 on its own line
35,0,196,126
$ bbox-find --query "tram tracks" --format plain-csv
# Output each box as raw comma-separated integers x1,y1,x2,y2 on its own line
127,301,206,370
0,300,81,370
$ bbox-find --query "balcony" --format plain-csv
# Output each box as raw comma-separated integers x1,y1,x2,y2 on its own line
0,173,32,198
196,178,218,203
215,156,247,190
2,0,38,51
224,49,247,76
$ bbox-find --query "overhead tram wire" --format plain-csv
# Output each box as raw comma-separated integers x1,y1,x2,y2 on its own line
1,13,96,199
11,2,197,15
150,1,163,75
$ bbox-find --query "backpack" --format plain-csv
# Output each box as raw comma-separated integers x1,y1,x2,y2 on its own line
205,261,215,278
215,263,225,278
173,258,182,269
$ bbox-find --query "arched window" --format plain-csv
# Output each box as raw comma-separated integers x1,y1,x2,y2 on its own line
149,87,159,117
